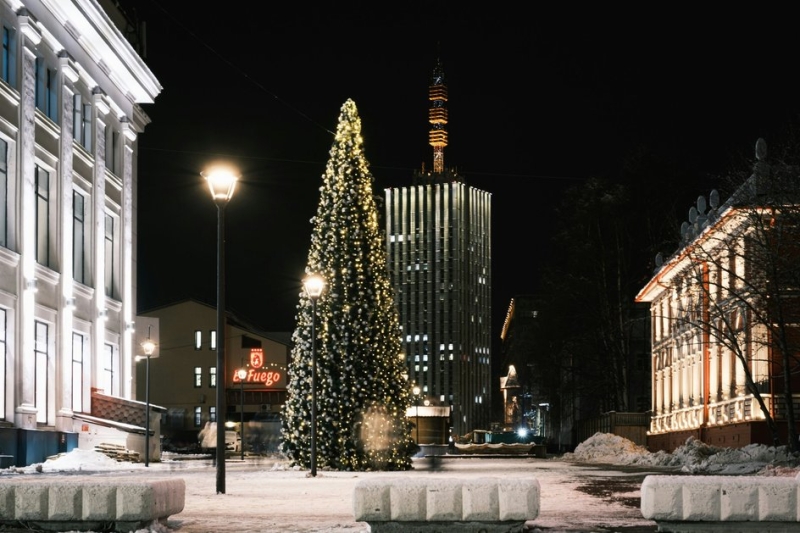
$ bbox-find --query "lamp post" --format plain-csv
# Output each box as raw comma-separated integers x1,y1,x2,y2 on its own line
412,386,421,445
203,166,238,494
237,367,247,461
139,333,156,467
303,273,325,477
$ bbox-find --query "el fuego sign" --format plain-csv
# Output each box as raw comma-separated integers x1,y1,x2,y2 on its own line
232,348,282,386
234,368,281,386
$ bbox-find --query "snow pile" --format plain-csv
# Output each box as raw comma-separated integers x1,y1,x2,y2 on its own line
564,432,800,475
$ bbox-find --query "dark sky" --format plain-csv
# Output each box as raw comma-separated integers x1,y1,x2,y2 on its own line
120,3,800,341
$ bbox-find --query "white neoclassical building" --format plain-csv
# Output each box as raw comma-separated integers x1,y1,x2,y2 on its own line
636,139,800,453
0,0,160,465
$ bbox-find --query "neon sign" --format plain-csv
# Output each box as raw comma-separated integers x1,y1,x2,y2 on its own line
234,368,281,386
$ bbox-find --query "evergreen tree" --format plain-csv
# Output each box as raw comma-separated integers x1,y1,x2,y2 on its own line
281,99,414,471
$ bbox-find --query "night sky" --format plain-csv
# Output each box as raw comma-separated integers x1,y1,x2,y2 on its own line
118,2,800,346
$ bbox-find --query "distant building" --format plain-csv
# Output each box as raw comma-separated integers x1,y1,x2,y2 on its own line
385,58,492,437
138,299,290,453
0,0,160,466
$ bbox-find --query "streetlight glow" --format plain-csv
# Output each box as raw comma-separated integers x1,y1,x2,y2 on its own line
204,166,238,494
303,273,326,477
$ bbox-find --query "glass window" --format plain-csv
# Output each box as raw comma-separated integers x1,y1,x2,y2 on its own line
102,343,118,396
194,367,202,388
72,94,91,151
194,407,202,427
210,330,216,351
35,165,50,266
34,321,49,424
209,406,216,423
194,330,201,350
105,128,119,174
73,191,85,284
72,332,85,412
35,57,57,122
2,25,17,88
209,366,216,388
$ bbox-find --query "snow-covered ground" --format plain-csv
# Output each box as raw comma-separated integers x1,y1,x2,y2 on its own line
4,432,800,533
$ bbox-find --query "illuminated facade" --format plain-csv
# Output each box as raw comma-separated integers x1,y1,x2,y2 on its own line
636,139,800,452
0,0,160,465
385,59,492,437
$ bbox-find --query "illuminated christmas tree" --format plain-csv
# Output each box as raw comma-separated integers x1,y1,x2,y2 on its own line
281,99,414,471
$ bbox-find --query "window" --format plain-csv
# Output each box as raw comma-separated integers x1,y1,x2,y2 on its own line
105,127,119,174
72,94,91,151
194,367,202,388
0,138,7,248
194,330,201,350
194,407,202,427
209,406,216,423
1,25,17,87
210,330,216,351
101,343,118,396
34,321,49,424
35,165,50,267
104,214,115,298
72,332,85,412
35,57,57,122
73,192,85,284
0,308,5,418
209,366,216,388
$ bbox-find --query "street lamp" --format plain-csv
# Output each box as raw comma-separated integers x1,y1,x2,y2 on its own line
137,333,156,467
203,166,238,494
303,273,325,477
237,367,247,461
412,386,421,445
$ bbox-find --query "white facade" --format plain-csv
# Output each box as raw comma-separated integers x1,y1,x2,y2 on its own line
0,0,160,435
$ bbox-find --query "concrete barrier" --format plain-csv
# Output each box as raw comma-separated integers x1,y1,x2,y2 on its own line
0,477,185,532
641,474,800,532
353,476,539,532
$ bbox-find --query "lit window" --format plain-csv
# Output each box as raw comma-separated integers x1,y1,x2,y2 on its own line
194,330,202,350
209,406,216,423
194,367,202,388
210,330,216,351
194,407,202,427
209,366,216,388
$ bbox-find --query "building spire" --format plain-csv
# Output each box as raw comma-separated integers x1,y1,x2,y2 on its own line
428,54,448,174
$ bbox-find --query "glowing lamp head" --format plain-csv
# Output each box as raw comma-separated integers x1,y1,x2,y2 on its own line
142,340,156,356
412,386,421,396
303,274,326,300
202,167,238,203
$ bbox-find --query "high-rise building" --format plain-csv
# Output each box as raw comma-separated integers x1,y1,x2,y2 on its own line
385,58,492,437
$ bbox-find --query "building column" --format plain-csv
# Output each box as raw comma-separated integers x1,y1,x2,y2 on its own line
55,52,79,431
13,12,41,429
92,89,109,393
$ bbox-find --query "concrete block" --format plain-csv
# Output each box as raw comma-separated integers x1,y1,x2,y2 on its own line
462,478,499,521
682,478,721,520
0,477,185,531
390,480,426,521
499,478,539,521
641,475,800,526
426,479,462,521
353,478,392,521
